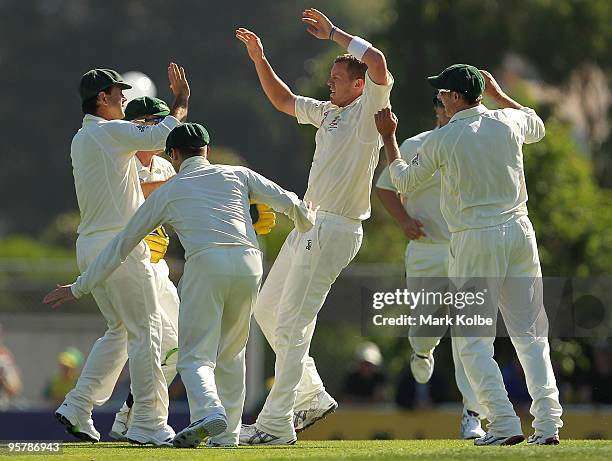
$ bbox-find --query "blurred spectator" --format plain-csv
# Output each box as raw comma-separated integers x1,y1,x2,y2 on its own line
589,342,612,404
342,342,387,403
395,361,450,409
44,347,83,406
0,324,23,409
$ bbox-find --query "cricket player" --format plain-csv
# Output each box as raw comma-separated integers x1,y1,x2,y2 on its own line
236,7,393,444
44,122,317,448
50,64,189,446
108,96,180,441
375,95,486,439
374,65,562,445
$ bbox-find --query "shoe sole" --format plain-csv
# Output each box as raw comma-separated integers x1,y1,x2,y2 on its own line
54,412,98,443
476,434,525,446
173,417,228,448
239,438,297,446
295,403,338,434
528,436,560,445
126,437,173,447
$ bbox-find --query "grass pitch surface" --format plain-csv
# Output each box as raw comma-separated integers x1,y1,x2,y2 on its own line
5,440,611,461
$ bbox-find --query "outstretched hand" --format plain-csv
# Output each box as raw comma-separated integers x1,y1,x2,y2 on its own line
236,28,265,62
302,8,334,40
374,108,398,138
168,62,190,99
43,284,77,309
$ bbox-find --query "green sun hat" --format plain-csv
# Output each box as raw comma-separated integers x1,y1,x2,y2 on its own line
79,68,132,101
427,64,485,98
124,96,171,121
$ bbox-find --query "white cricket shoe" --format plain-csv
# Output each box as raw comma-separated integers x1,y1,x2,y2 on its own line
126,424,175,447
460,408,486,439
527,433,560,445
109,404,131,441
173,413,228,448
239,424,296,446
54,402,100,443
410,352,434,384
293,390,338,433
474,432,525,446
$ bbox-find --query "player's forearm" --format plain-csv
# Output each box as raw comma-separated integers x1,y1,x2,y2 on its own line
141,180,169,199
376,188,412,229
382,134,401,164
330,28,388,85
170,94,189,122
253,57,297,116
489,90,522,110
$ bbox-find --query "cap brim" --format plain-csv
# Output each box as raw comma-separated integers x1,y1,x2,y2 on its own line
427,76,444,89
117,82,132,90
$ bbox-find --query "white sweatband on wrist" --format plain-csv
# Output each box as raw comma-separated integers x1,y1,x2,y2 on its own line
347,36,372,61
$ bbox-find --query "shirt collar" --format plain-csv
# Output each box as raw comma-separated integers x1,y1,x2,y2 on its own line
449,104,488,123
178,155,210,173
82,114,105,126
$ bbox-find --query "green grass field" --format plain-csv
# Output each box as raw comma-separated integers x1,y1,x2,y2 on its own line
4,440,611,461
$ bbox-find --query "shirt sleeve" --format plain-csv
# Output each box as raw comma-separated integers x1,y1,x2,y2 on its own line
375,165,395,192
239,167,316,233
505,107,545,144
70,190,168,298
102,116,180,157
295,96,330,127
357,71,394,141
389,134,441,195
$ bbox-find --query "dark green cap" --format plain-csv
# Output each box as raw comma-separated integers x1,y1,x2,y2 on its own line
124,97,170,121
79,68,132,101
165,123,210,155
427,64,485,98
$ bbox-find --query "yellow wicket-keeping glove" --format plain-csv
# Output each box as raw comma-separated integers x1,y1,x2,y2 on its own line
249,199,276,235
144,226,170,263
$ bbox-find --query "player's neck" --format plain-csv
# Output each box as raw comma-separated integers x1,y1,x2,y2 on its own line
136,152,155,169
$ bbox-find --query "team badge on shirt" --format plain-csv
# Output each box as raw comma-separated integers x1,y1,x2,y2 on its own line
411,154,420,166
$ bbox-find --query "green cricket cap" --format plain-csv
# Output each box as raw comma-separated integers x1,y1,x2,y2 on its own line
165,123,210,155
427,64,485,98
79,68,132,101
124,97,171,121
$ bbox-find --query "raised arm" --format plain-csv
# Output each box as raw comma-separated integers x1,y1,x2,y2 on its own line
481,69,545,143
235,28,297,117
167,62,190,122
301,8,389,85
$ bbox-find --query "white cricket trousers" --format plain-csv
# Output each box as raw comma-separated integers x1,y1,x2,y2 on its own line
405,241,485,417
151,259,179,386
449,216,563,436
65,232,169,431
254,211,363,437
176,246,262,445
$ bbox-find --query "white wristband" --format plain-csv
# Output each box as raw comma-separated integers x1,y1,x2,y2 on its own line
347,36,372,61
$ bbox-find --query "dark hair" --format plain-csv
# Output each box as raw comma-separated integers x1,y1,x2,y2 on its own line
176,146,207,159
461,93,483,105
334,54,368,80
81,87,113,115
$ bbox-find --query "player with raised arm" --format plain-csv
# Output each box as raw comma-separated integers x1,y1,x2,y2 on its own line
374,65,562,446
44,122,317,448
236,7,393,445
52,64,189,446
375,95,486,439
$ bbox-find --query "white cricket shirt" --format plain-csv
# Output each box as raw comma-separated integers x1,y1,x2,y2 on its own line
71,156,315,298
376,130,450,244
389,105,545,233
136,155,176,183
71,114,180,236
295,71,394,220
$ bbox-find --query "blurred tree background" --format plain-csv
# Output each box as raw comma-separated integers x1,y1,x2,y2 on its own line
1,0,611,406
